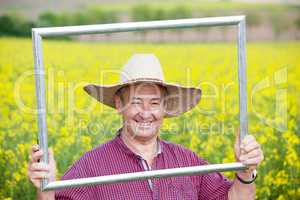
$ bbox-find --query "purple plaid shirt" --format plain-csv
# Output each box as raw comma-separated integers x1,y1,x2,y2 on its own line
55,129,233,199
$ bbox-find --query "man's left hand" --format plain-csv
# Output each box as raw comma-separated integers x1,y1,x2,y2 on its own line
234,130,264,178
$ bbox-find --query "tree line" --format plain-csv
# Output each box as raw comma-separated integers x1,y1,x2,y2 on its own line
0,4,299,38
0,5,192,37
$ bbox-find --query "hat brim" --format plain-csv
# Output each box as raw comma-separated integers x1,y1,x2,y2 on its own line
83,80,201,118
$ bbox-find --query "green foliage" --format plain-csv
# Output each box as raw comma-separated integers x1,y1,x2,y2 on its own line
0,2,299,39
245,11,262,27
0,14,35,37
295,14,300,29
131,4,155,21
131,4,192,21
270,11,291,37
168,5,192,19
0,8,119,37
38,12,65,27
37,8,118,27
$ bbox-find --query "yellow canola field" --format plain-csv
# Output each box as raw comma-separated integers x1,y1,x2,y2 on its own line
0,37,299,199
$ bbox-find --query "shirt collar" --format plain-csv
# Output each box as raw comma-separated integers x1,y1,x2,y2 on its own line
114,128,163,158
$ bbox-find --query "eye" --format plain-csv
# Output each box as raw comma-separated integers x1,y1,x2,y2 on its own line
131,101,141,105
151,101,160,105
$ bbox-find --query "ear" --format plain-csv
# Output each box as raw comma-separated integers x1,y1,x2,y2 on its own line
114,95,123,114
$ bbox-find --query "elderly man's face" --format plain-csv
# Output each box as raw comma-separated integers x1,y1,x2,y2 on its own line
114,83,166,140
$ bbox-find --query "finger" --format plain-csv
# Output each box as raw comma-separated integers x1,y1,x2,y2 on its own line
241,135,256,147
32,150,44,163
242,141,261,153
240,148,262,161
30,162,50,172
30,171,50,179
30,144,39,157
30,144,39,152
240,150,260,162
242,156,264,166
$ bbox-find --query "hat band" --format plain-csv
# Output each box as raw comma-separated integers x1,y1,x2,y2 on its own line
121,77,164,84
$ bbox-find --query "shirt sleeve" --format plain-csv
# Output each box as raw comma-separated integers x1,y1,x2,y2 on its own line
190,152,233,200
55,155,94,200
198,167,233,200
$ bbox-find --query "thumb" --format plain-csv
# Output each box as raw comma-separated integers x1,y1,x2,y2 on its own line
235,128,240,146
48,148,57,181
48,148,55,162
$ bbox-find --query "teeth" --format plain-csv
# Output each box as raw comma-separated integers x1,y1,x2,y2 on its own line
137,122,152,126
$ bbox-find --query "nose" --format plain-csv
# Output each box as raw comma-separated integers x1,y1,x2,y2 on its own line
138,102,154,120
139,110,153,120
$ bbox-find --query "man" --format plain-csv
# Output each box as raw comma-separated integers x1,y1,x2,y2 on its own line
28,54,264,199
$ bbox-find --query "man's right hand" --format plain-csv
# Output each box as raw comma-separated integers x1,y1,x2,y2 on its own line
27,144,56,199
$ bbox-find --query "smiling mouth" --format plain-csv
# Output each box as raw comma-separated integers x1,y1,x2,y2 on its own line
134,120,154,128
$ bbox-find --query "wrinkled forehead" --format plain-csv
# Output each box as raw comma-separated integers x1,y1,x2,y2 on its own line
122,83,167,99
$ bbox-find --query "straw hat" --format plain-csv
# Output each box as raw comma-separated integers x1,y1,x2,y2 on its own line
83,54,201,117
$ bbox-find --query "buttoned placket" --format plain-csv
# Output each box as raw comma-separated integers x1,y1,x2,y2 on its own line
137,140,162,194
140,158,154,191
116,128,163,199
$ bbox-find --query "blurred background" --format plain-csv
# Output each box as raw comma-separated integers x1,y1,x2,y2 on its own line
1,0,300,41
0,0,299,200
